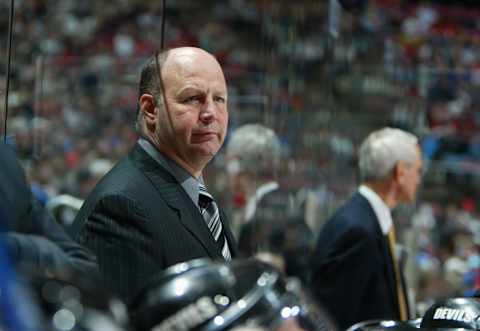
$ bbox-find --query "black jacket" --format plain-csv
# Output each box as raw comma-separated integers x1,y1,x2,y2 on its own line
71,143,238,305
310,192,401,330
0,143,98,278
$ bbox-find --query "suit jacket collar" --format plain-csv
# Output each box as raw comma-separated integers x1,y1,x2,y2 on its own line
352,192,384,239
130,144,238,259
245,181,279,222
138,138,206,206
358,185,392,235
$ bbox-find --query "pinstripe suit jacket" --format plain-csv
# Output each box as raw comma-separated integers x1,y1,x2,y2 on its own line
70,143,238,305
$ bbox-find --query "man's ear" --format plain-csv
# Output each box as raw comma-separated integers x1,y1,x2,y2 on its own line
394,161,407,184
139,94,157,125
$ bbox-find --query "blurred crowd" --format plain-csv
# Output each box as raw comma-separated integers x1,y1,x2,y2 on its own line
2,0,480,315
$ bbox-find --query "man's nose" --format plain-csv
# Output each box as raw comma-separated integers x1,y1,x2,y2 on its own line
199,97,216,123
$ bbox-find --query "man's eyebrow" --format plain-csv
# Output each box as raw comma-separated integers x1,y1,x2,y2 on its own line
176,86,203,96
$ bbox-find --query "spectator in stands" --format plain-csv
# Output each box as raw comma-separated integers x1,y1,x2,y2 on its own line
71,47,238,305
310,127,423,329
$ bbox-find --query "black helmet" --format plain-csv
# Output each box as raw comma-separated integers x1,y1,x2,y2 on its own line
130,258,336,331
346,319,421,331
421,297,480,330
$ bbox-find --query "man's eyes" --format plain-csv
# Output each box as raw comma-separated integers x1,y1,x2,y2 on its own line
184,95,202,103
183,95,226,103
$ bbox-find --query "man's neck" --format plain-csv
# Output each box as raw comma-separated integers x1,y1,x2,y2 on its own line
144,135,204,178
362,181,398,209
161,149,202,178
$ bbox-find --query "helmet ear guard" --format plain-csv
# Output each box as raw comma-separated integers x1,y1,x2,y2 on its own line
130,258,336,331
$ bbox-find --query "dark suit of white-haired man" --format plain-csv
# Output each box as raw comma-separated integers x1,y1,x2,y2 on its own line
310,127,423,329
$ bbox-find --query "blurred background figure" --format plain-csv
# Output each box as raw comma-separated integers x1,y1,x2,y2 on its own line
225,124,313,282
26,273,128,331
226,123,288,236
46,158,113,227
0,233,44,331
0,142,97,279
0,142,124,331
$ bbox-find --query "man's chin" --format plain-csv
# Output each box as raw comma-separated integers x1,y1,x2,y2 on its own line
405,195,416,204
186,148,217,166
191,144,220,157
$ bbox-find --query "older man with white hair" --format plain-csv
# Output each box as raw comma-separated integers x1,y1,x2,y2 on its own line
310,127,423,330
226,124,285,229
226,124,290,251
226,124,313,281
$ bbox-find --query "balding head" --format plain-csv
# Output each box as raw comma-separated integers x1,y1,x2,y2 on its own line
136,48,225,129
163,47,222,74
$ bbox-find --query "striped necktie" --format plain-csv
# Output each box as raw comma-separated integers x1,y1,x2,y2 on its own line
198,183,231,261
387,226,408,320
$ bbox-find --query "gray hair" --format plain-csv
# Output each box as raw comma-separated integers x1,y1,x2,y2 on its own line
226,124,282,177
358,127,419,182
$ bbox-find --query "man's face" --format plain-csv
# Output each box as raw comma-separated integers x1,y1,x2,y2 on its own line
399,145,423,203
156,48,228,174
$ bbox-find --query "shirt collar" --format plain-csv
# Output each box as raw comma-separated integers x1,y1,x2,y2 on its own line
244,181,279,222
138,138,202,206
358,184,392,235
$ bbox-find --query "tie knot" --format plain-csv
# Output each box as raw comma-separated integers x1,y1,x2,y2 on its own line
198,184,213,207
388,226,397,242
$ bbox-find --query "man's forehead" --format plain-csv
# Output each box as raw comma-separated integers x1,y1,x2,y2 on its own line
168,52,197,68
165,48,218,72
169,47,210,58
162,51,226,89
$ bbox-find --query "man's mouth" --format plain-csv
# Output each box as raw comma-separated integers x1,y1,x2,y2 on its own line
191,132,217,142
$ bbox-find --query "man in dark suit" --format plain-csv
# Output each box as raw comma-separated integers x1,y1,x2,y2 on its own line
0,143,97,278
310,127,423,329
71,47,238,305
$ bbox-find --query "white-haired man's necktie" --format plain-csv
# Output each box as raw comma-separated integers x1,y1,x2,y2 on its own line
387,226,408,320
198,183,231,261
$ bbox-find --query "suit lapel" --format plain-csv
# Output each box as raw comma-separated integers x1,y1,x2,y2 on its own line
131,145,224,259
